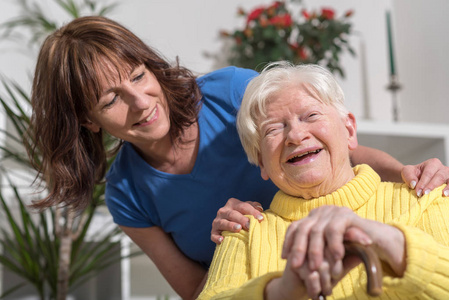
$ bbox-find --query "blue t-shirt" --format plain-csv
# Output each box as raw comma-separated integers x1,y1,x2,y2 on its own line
105,67,278,267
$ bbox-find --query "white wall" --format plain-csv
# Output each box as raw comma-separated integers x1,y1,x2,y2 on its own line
394,0,449,124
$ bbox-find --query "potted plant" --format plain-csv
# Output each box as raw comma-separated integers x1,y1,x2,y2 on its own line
218,0,355,77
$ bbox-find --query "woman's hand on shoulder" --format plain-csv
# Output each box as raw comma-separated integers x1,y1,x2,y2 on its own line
401,158,449,197
211,197,264,244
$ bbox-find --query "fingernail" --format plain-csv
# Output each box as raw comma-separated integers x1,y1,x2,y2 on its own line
444,190,449,197
233,224,242,231
256,215,264,221
424,189,430,195
361,237,373,246
255,205,264,212
417,189,422,197
218,236,223,243
245,221,250,230
410,181,417,189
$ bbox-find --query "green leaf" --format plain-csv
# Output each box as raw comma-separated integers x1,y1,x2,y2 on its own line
98,3,119,16
55,0,80,18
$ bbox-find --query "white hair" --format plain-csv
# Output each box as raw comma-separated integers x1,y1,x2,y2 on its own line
237,61,348,165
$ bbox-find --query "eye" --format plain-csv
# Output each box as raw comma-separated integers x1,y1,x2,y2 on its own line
264,124,284,136
264,128,275,136
132,72,145,82
103,94,118,109
307,112,320,120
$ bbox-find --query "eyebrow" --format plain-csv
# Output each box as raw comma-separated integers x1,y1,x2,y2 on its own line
101,65,138,95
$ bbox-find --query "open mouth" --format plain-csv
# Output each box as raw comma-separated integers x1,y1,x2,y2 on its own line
287,149,322,163
134,106,157,126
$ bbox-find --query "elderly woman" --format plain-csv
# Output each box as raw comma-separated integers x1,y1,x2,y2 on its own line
197,62,449,300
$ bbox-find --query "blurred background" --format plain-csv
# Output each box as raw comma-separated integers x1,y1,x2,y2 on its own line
2,0,447,124
0,0,448,299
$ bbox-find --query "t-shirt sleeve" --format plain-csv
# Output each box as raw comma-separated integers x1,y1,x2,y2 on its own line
105,173,156,228
229,67,259,109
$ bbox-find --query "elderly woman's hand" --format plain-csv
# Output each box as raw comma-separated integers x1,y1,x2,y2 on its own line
401,158,449,197
210,198,264,244
280,206,406,297
267,229,363,300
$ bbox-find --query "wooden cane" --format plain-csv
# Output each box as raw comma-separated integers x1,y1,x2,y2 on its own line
319,242,383,299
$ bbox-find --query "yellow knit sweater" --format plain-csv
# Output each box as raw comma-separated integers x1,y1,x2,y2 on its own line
198,165,449,300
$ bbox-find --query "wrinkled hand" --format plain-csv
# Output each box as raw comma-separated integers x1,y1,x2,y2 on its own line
401,158,449,197
269,227,366,300
282,207,371,271
211,198,264,244
281,206,406,297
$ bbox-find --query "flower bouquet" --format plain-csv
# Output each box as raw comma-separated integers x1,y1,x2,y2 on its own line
219,1,355,77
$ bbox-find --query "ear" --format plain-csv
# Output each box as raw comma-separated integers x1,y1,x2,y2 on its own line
345,112,358,151
258,154,270,181
82,119,101,133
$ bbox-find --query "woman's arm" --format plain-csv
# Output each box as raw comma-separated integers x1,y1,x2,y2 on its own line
350,145,403,182
120,225,207,300
351,145,449,196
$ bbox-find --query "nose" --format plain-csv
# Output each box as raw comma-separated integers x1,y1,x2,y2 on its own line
285,120,309,146
123,85,150,112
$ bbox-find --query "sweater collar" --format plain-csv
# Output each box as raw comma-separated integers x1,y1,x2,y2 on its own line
269,164,380,221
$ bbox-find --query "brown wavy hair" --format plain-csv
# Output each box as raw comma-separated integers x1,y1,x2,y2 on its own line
29,16,201,211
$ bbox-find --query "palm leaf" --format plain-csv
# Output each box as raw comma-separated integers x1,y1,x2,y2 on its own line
55,0,81,18
0,186,45,289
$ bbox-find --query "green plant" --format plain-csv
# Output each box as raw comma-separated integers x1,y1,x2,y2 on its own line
0,1,141,299
0,0,118,49
219,0,355,77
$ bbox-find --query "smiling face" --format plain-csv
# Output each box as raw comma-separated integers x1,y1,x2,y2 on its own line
257,84,358,198
85,63,171,150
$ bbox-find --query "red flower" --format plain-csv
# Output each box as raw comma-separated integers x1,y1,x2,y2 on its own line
321,8,335,20
290,43,308,60
297,46,308,60
283,14,293,27
289,42,298,49
246,7,265,24
270,14,292,27
301,9,310,20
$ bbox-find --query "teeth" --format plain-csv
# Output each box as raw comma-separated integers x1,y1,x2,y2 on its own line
140,107,156,124
291,149,320,159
